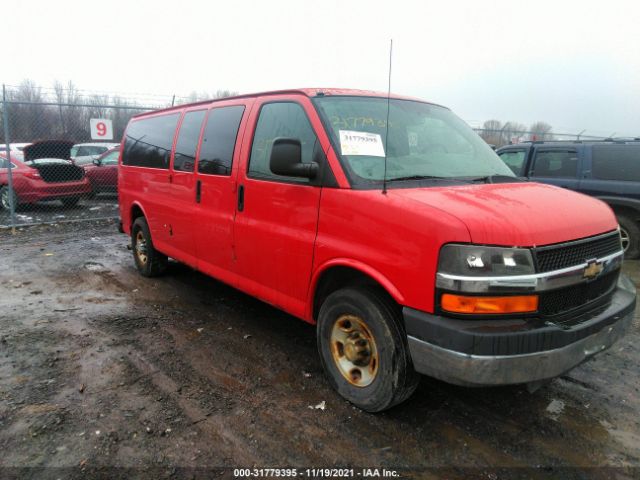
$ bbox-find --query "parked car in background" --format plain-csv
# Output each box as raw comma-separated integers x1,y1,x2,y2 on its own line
70,142,120,165
496,140,640,257
83,147,119,195
0,142,31,161
0,140,91,210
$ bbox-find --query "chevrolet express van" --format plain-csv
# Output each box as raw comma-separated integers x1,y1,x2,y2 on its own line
118,89,636,412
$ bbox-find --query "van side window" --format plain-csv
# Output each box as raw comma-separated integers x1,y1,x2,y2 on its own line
248,102,317,183
531,150,578,178
498,150,526,176
174,110,206,172
122,113,180,169
198,106,245,176
592,145,640,182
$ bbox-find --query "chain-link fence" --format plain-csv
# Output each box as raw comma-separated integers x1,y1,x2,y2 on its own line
2,82,615,230
0,85,163,230
473,127,608,148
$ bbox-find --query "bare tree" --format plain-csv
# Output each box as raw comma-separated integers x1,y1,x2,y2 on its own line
529,121,554,141
6,80,56,142
2,79,239,144
478,119,503,146
501,121,527,145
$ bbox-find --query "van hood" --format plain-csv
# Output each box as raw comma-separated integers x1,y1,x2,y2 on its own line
391,182,617,247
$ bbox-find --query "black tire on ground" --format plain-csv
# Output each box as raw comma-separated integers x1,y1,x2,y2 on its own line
317,287,420,412
61,197,80,207
0,186,19,210
617,213,640,259
131,216,168,277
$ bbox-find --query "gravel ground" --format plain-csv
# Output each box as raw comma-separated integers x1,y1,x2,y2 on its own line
0,195,118,228
0,221,639,479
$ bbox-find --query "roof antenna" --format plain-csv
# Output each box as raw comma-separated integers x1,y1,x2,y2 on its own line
382,39,393,195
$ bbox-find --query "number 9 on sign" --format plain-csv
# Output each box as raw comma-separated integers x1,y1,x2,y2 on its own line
90,118,114,140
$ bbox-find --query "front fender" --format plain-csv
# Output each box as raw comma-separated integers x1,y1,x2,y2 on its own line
305,258,406,321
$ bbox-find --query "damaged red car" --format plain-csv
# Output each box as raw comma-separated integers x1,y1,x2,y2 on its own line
0,140,91,210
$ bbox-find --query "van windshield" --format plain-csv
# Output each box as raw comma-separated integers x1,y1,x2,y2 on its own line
313,96,514,187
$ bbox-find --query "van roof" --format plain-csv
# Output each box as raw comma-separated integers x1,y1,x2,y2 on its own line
132,88,445,119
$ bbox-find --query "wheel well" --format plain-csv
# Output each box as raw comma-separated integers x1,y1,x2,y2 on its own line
611,205,640,223
130,204,145,230
312,266,398,321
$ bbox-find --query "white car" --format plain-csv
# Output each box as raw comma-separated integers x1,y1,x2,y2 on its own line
70,142,120,165
0,142,31,161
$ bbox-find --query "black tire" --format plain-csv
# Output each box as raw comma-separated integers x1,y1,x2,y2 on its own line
61,197,80,208
0,186,18,210
131,217,168,277
618,213,640,259
317,287,420,412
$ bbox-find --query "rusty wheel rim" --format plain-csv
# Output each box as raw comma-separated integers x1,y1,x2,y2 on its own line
135,231,148,265
330,314,379,387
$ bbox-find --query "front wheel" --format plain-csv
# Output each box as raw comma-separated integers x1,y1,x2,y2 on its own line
317,287,420,412
0,186,18,210
131,217,168,277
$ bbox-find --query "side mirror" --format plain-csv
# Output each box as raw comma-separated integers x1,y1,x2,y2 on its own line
269,138,318,179
93,158,101,166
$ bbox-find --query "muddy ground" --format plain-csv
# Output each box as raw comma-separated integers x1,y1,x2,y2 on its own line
0,195,118,228
0,220,639,480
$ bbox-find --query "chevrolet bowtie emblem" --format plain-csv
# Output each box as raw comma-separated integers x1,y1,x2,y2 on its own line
583,260,604,280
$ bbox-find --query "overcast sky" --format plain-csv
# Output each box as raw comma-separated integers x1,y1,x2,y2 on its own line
5,0,639,136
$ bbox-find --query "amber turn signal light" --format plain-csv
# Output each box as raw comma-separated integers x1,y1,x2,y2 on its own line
441,293,539,314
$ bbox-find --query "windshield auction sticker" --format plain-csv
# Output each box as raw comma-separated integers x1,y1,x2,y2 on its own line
339,130,385,157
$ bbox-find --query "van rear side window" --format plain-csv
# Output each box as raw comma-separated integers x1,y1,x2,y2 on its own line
174,110,206,172
592,145,640,181
198,106,245,176
122,113,180,169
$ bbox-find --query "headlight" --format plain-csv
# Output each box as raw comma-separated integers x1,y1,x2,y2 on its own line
438,244,535,277
437,244,538,315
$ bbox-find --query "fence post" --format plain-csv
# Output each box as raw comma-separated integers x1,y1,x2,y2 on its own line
2,84,16,233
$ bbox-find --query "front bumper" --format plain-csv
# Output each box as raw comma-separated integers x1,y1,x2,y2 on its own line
404,274,636,386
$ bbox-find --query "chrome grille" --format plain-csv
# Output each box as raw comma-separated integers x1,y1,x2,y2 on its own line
538,270,619,317
534,231,622,273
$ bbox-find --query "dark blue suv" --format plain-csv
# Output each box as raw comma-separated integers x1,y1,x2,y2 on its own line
496,140,640,258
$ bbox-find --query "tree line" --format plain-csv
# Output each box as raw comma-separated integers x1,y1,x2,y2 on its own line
0,80,237,144
2,80,554,149
477,119,554,147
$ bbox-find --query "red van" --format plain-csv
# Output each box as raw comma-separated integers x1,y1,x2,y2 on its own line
118,89,636,412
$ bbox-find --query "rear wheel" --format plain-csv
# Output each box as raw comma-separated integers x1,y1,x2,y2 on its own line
131,217,168,277
61,197,79,208
0,186,18,210
618,213,640,259
317,287,420,412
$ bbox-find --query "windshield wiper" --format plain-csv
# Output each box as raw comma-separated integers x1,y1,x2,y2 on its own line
467,174,524,184
387,175,455,182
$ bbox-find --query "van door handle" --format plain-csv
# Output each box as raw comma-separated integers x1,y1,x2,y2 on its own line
238,184,245,212
196,180,202,203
